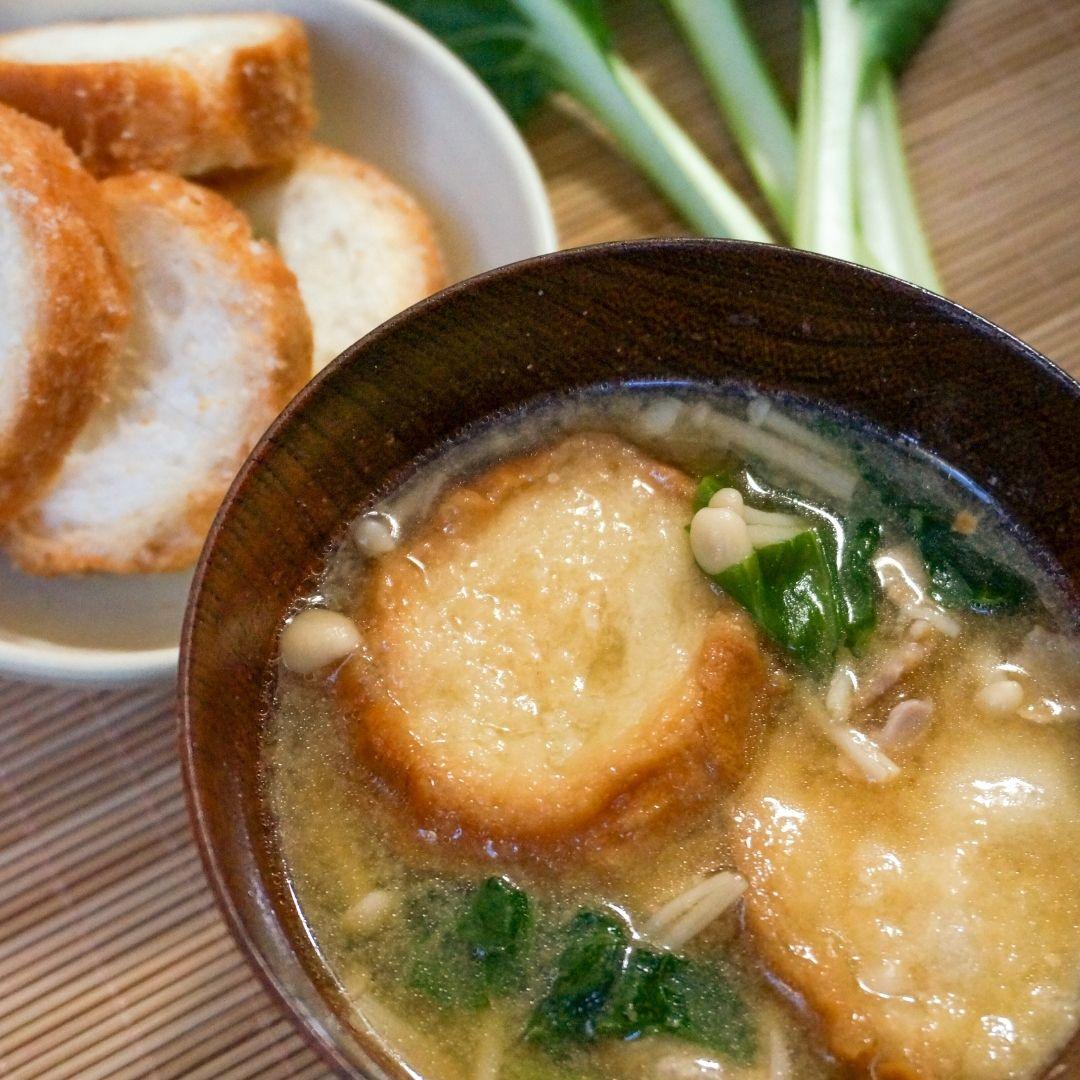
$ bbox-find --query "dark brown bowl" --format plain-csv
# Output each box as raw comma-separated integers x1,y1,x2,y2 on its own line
179,239,1080,1079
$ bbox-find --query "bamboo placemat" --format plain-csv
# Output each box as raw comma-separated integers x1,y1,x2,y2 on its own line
1,1,1077,1077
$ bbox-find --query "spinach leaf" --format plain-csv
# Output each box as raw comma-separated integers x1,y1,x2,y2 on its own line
905,506,1032,614
696,468,883,673
526,909,755,1063
595,947,690,1040
738,467,881,653
710,547,767,621
406,877,532,1009
457,875,534,992
756,529,842,675
839,517,884,653
526,910,625,1042
864,466,1033,615
717,532,841,677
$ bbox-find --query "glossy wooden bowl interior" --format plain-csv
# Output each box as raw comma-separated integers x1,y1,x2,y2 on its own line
179,239,1080,1078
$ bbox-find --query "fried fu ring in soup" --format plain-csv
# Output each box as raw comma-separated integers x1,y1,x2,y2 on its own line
339,432,770,847
730,678,1080,1080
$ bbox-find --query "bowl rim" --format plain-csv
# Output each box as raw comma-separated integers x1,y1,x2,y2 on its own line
332,0,559,258
180,236,1080,1079
0,0,556,688
0,638,179,685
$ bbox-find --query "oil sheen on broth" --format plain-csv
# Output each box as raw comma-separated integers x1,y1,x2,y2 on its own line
266,389,1080,1080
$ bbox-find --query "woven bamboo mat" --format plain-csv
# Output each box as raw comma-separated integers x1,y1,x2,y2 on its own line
1,1,1077,1077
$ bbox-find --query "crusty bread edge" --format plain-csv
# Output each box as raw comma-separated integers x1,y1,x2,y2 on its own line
214,142,448,298
5,170,311,575
0,103,129,525
0,15,316,177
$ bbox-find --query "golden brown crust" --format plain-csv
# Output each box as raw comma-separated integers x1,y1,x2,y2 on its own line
339,433,770,851
227,22,317,171
0,16,315,177
5,170,311,575
731,741,912,1072
736,888,885,1070
212,143,446,367
0,103,129,524
737,857,954,1080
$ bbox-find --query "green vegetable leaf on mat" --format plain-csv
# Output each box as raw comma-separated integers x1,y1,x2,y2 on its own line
384,1,550,124
663,0,798,233
406,876,533,1009
526,909,755,1063
387,0,772,240
391,0,953,288
860,0,952,73
795,0,949,288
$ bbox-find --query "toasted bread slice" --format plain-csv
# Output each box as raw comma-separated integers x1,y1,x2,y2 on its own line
0,14,315,177
0,104,129,524
6,171,311,575
340,433,769,848
215,144,446,370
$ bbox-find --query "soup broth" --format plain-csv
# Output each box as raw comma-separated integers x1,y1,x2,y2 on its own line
266,388,1080,1080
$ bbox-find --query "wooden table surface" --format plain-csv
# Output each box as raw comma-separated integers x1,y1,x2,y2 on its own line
1,2,1077,1078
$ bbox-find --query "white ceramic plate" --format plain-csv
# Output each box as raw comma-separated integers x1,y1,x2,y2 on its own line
0,0,557,686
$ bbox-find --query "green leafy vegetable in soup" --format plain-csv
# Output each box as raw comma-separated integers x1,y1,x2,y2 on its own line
865,466,1033,615
837,517,884,651
527,909,755,1063
394,878,757,1064
406,877,533,1009
692,458,1036,674
691,467,883,674
899,503,1031,615
717,529,841,677
458,876,533,991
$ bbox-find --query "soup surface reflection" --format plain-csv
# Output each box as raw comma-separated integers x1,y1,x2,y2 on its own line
266,389,1080,1080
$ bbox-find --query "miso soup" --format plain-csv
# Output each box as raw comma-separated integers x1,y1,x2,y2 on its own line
266,388,1080,1080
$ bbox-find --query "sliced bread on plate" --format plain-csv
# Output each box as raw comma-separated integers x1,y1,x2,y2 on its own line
0,14,315,177
216,144,446,370
0,103,129,524
6,171,312,575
